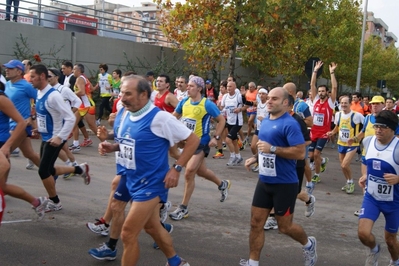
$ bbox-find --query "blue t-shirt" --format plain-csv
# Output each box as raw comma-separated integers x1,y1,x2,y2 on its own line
362,114,399,135
258,112,305,184
175,97,221,145
293,99,311,120
5,79,37,128
0,92,10,142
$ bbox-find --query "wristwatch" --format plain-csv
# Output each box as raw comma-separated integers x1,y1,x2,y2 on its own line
173,163,183,172
270,146,277,154
214,135,220,140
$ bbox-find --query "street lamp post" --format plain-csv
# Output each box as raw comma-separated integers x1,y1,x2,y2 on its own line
355,0,369,92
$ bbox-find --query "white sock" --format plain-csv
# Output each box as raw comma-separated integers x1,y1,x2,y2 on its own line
73,140,79,146
371,244,379,253
248,259,259,266
347,179,353,184
230,152,235,158
321,158,326,164
304,238,312,249
235,153,241,158
64,159,71,165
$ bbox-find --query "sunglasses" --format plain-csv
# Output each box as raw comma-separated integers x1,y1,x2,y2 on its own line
373,124,389,130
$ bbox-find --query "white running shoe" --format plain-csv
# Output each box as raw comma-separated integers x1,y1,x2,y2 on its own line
160,201,172,223
33,197,49,220
264,216,278,230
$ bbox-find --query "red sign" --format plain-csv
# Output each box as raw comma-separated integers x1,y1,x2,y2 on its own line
65,17,97,28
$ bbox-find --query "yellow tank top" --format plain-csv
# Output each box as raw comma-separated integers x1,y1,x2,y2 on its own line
336,112,360,147
181,97,207,140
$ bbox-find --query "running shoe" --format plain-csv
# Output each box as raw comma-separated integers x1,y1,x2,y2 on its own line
365,244,380,266
354,209,361,217
306,182,315,195
305,195,316,218
264,216,278,230
238,139,244,151
212,151,225,159
341,183,348,191
80,138,93,147
236,157,243,164
388,260,399,266
219,180,231,202
45,200,62,213
88,243,117,261
80,163,91,185
165,258,190,266
33,197,49,220
153,223,174,249
87,218,109,236
311,175,320,183
222,142,227,150
226,157,238,166
169,205,189,221
160,201,172,223
69,145,81,153
320,157,329,173
346,183,355,194
63,172,73,179
303,236,317,266
251,163,259,172
309,162,315,171
26,160,35,170
96,119,101,127
243,137,249,147
10,148,20,157
239,259,250,266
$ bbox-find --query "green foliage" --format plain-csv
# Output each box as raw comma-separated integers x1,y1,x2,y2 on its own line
13,34,65,67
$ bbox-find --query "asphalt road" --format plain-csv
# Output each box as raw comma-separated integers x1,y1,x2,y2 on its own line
0,137,394,266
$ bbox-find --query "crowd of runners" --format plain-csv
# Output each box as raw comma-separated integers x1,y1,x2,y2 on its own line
0,59,398,266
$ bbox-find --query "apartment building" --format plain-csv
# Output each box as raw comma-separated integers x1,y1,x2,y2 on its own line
365,12,397,47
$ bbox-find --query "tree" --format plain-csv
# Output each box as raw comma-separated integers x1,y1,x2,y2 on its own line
156,0,362,80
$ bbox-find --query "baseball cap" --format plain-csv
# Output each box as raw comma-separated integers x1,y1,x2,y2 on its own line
146,71,154,77
48,68,61,77
369,95,385,104
3,60,25,72
205,80,211,84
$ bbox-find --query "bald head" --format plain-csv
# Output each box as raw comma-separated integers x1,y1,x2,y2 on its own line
283,82,297,97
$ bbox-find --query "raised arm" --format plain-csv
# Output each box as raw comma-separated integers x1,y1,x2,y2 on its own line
311,61,323,102
329,62,338,103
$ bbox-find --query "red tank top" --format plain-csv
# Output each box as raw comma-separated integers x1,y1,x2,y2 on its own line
154,92,175,113
310,98,333,140
206,88,217,103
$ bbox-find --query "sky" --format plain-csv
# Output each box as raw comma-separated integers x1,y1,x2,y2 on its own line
25,0,399,46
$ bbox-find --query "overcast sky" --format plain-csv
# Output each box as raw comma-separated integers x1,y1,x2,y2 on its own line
28,0,399,46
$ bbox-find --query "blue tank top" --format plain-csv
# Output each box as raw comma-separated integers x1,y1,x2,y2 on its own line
118,107,169,196
114,107,127,176
36,88,55,141
0,92,10,142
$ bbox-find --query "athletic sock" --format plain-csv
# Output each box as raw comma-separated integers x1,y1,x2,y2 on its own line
107,238,118,251
304,238,312,249
371,244,379,253
73,140,79,146
248,259,259,266
74,166,83,175
167,255,181,266
49,195,60,204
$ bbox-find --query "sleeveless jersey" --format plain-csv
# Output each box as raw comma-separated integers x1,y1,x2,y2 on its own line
336,111,362,147
0,92,10,142
114,107,128,176
222,91,243,126
365,136,399,207
98,73,112,97
206,87,217,103
117,107,169,198
180,97,211,145
174,89,188,102
256,100,268,129
310,97,334,140
36,88,56,141
154,92,175,113
74,75,95,109
245,89,258,113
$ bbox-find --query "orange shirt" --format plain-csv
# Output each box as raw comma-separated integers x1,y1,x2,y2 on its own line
351,101,364,115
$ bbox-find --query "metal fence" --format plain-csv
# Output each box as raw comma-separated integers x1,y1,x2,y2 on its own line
0,0,173,45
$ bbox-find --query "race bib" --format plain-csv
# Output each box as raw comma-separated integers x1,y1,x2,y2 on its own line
339,128,350,143
367,174,393,201
258,153,277,177
313,113,324,126
37,113,48,133
182,117,196,132
117,138,136,170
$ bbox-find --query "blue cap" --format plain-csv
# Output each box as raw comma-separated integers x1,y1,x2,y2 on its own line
205,79,211,84
3,60,25,72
